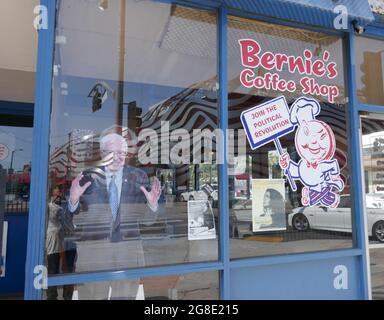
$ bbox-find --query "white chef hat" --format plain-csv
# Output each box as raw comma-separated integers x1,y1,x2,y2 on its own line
289,97,320,126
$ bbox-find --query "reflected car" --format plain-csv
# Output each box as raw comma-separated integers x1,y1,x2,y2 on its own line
180,184,218,207
230,198,290,238
366,193,384,209
230,198,252,238
288,194,384,242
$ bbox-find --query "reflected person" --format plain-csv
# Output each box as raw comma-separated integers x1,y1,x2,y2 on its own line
46,185,76,300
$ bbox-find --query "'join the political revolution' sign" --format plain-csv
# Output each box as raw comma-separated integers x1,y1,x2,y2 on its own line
240,96,294,150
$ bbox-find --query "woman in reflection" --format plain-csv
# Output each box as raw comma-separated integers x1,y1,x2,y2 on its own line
46,185,77,300
261,188,286,228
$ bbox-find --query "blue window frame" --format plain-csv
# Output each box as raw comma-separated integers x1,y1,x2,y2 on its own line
350,16,384,300
24,0,56,300
25,0,380,299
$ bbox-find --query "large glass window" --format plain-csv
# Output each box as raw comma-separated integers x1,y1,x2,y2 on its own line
355,37,384,106
361,116,384,245
361,115,384,300
228,16,353,259
47,0,218,280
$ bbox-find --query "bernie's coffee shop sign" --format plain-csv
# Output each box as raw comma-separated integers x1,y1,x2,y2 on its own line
239,38,344,220
238,39,339,104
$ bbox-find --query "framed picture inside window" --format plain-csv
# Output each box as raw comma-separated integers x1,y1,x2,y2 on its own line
252,179,286,232
188,200,216,240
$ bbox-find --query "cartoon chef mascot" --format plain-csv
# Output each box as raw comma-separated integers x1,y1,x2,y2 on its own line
279,97,344,208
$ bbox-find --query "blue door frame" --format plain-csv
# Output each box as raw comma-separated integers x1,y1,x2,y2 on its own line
25,0,384,300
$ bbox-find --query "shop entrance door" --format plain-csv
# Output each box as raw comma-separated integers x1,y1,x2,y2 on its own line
360,113,384,300
0,116,33,297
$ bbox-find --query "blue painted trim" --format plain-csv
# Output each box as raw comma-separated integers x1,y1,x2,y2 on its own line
346,30,370,300
227,7,344,36
230,248,362,268
156,0,220,10
364,25,384,39
223,0,374,30
358,104,384,113
158,0,346,36
364,14,384,39
373,13,384,24
24,0,56,300
0,101,34,117
155,0,372,36
48,262,223,286
218,4,230,301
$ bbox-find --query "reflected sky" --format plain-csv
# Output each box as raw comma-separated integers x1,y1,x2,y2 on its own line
51,75,183,148
0,126,32,171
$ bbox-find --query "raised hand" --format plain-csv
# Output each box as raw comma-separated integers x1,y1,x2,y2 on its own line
69,173,92,205
279,152,290,170
140,177,161,211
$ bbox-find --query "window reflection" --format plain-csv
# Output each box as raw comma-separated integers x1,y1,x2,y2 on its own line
362,117,384,244
44,271,219,300
0,125,32,279
228,16,352,259
355,37,384,106
47,1,219,275
0,126,32,213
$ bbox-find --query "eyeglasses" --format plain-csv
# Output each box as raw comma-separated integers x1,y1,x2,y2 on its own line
101,150,128,158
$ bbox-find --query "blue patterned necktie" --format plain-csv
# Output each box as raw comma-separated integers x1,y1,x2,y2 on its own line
108,175,119,222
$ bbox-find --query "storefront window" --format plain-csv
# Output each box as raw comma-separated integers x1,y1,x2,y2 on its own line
46,0,218,277
228,16,353,259
0,126,32,213
361,116,384,244
355,37,384,106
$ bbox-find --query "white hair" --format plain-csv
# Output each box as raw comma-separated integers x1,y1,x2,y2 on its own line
100,133,128,150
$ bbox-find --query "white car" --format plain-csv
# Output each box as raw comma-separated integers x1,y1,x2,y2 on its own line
181,184,218,207
288,194,384,242
366,193,384,209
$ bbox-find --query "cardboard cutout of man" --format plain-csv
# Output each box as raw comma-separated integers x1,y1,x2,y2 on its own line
68,132,162,242
65,131,164,299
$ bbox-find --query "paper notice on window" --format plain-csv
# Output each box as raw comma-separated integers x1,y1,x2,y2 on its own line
188,200,216,241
